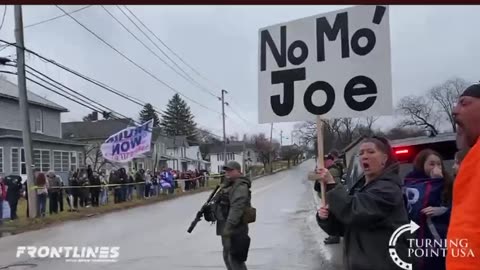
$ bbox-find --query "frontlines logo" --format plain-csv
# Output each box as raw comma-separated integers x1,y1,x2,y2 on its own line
389,221,476,270
16,246,120,263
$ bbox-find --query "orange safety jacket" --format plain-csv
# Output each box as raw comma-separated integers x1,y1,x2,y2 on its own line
446,138,480,269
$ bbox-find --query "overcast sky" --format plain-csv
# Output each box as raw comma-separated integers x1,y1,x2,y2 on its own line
0,5,479,144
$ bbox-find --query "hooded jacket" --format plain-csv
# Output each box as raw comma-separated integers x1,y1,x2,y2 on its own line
215,176,252,236
317,164,410,270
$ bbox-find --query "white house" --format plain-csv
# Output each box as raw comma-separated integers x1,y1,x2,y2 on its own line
185,145,210,171
165,136,189,172
207,142,263,174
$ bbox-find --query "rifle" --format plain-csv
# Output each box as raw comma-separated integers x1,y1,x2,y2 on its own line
187,185,221,233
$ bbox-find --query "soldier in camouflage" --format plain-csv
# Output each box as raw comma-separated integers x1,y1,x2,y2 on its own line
215,161,252,270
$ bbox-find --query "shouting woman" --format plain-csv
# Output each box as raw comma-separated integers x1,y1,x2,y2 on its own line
315,136,410,270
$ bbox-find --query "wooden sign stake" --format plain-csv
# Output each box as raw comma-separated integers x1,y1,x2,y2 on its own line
316,116,326,206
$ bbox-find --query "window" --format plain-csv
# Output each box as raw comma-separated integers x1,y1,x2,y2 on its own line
11,148,19,174
53,151,62,171
41,150,50,172
34,109,43,133
70,152,77,171
138,162,144,170
218,165,222,173
33,149,50,172
78,152,84,167
53,151,75,172
21,148,26,175
0,148,3,173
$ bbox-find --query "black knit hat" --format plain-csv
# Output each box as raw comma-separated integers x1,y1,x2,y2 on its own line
460,83,480,98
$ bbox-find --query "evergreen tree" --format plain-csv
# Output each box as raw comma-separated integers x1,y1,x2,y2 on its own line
139,103,160,127
160,94,198,143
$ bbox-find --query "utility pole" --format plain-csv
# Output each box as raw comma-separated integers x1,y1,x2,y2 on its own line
280,130,283,146
221,89,228,166
15,5,36,218
269,123,273,173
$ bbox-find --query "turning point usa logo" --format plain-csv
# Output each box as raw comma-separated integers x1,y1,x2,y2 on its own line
16,246,120,263
389,221,475,270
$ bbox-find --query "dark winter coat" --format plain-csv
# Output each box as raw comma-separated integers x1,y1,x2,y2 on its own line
215,176,252,236
317,164,411,270
404,169,451,270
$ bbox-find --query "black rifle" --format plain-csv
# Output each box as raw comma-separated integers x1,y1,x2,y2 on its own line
187,185,221,233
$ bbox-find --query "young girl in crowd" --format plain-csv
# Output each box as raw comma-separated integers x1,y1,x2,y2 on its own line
404,149,453,270
35,173,48,217
315,136,410,270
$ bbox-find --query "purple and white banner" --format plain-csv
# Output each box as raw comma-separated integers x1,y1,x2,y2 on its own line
101,120,153,163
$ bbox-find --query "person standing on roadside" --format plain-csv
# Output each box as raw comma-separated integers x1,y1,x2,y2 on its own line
316,137,410,270
5,175,22,220
314,150,344,245
47,171,62,215
0,177,6,224
447,83,480,270
214,161,254,270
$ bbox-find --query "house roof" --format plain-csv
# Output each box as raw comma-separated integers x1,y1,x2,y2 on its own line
0,128,85,146
164,136,189,148
0,78,68,112
206,142,255,154
62,119,134,141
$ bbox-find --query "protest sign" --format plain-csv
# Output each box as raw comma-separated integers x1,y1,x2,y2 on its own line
258,5,391,123
101,120,153,163
258,5,392,205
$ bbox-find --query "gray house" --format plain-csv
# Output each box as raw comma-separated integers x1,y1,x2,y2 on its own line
0,78,85,181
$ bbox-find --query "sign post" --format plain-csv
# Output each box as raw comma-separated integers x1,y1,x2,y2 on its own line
258,5,392,206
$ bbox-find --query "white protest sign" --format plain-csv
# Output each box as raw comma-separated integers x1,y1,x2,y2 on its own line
100,119,153,163
258,5,392,124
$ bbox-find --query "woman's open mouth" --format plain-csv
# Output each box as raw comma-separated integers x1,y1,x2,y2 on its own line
362,162,370,171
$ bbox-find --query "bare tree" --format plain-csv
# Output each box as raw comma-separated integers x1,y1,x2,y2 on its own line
339,118,359,146
397,96,440,136
250,133,279,171
429,78,469,132
85,143,110,171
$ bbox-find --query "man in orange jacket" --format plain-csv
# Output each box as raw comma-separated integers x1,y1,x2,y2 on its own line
447,83,480,269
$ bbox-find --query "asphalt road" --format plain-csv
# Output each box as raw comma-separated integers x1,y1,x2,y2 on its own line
0,160,343,270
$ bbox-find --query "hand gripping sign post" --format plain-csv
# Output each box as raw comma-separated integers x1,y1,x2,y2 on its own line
258,5,392,205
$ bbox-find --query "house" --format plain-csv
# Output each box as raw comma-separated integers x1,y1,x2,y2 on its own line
207,141,263,174
0,78,85,181
165,136,189,172
62,118,134,173
185,145,210,171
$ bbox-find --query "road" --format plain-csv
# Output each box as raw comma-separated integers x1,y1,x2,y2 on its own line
0,160,343,270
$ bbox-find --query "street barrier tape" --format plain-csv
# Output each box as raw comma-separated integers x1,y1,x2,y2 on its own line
29,175,224,190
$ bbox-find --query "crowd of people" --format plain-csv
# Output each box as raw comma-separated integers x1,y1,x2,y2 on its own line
0,165,210,221
314,83,480,270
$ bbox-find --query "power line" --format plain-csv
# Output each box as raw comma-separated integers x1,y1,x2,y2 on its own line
100,6,217,100
115,5,218,99
55,5,221,115
0,70,106,115
120,6,257,127
0,39,225,140
24,5,92,29
4,62,130,120
122,5,221,91
24,64,130,120
0,5,6,32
